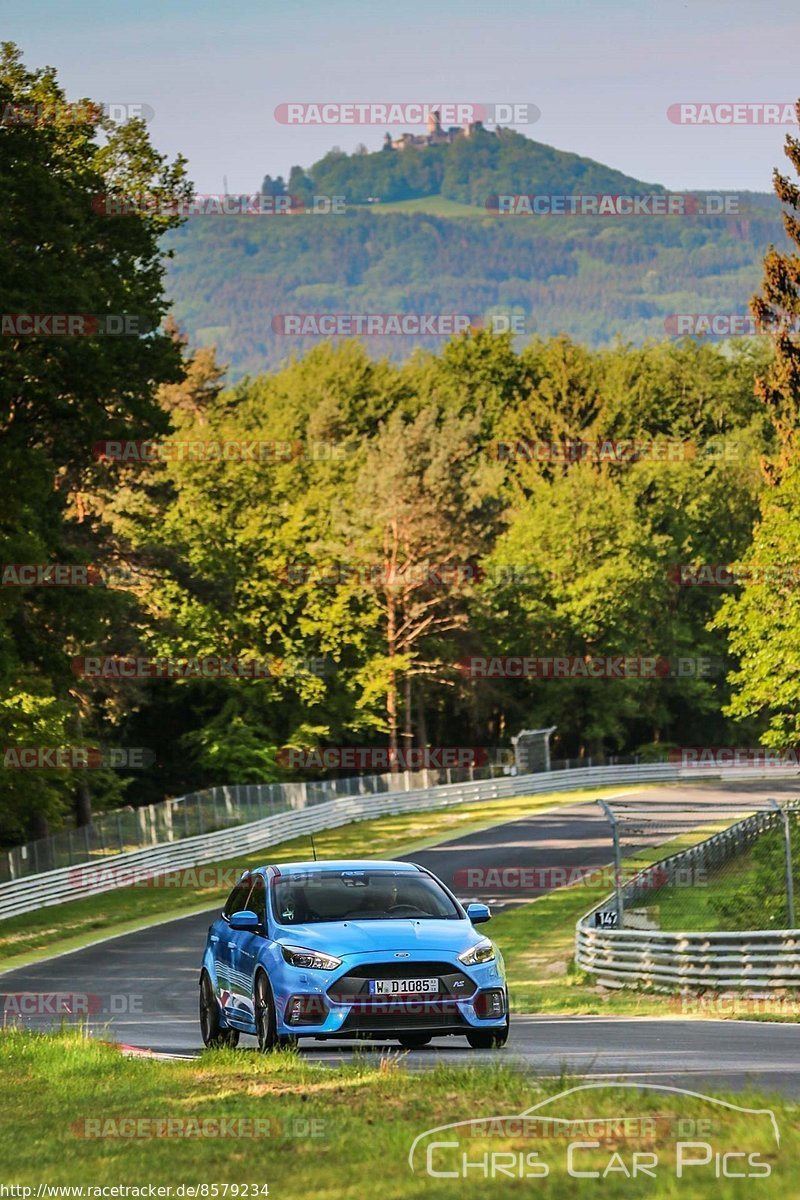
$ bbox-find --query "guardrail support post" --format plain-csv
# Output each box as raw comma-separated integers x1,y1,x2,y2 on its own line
597,798,624,929
769,798,795,927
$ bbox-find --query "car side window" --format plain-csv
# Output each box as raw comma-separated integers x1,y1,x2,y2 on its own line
223,880,253,918
247,876,267,927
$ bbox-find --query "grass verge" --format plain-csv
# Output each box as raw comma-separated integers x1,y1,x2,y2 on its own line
0,1030,795,1197
496,820,795,1018
652,850,758,933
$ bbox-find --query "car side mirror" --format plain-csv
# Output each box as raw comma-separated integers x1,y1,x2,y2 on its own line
466,902,491,925
228,909,260,931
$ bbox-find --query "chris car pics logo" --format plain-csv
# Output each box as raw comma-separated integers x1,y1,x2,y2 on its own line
408,1083,779,1181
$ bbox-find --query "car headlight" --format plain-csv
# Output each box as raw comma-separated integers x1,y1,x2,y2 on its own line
458,938,495,966
281,945,342,971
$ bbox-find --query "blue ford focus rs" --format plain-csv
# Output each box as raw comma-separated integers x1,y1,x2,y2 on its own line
199,859,509,1051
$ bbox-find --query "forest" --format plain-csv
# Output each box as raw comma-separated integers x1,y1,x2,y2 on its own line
3,43,800,847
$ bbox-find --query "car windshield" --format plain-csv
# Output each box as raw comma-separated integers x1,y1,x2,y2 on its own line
271,869,461,924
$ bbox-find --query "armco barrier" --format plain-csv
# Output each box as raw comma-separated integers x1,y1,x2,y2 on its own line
0,762,689,921
576,927,800,990
576,801,800,989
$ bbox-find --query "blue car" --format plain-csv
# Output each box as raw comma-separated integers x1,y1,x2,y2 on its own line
199,859,509,1051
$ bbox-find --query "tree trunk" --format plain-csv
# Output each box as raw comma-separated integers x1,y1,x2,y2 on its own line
30,812,49,840
417,682,428,749
74,710,92,827
403,675,413,747
387,592,398,755
75,779,92,828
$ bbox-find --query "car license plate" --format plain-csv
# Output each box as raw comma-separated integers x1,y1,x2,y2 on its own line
368,977,439,995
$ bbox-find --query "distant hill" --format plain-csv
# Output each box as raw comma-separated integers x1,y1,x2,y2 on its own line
164,135,787,378
285,127,667,208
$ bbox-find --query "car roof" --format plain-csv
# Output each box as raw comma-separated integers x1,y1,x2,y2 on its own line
260,859,422,876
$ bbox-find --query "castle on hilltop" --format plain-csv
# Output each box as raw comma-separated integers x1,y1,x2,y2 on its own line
383,109,494,151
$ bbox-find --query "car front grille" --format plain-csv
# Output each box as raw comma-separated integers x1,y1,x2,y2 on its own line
338,1002,467,1033
329,960,474,1005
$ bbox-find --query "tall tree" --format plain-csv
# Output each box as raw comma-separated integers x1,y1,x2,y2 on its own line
0,43,190,840
715,100,800,748
339,403,494,753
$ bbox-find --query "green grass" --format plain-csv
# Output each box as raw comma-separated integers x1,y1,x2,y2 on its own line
355,195,489,218
650,851,759,933
0,1030,794,1196
497,821,776,1017
0,786,639,973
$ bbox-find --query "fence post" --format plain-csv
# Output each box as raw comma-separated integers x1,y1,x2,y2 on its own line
769,798,795,927
597,798,624,929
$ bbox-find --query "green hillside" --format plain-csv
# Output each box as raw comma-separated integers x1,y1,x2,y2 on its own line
164,135,786,378
285,127,665,207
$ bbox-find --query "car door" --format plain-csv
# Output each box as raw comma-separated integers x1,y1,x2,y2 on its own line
234,874,268,1026
216,879,254,1020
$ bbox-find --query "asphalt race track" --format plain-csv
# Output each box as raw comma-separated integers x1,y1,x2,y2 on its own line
3,779,800,1094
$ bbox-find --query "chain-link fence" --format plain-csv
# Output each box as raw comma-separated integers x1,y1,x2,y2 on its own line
0,747,643,885
0,771,438,883
594,794,799,933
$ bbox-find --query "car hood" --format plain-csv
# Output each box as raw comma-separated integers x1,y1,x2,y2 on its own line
274,918,482,956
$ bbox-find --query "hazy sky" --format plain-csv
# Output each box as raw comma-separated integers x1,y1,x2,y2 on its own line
5,0,800,193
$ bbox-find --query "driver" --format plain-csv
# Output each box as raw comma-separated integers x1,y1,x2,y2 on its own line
358,877,399,916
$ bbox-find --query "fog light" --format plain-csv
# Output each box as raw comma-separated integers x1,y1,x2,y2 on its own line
286,994,328,1026
474,989,505,1019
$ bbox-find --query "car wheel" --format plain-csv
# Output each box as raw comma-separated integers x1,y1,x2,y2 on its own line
397,1034,432,1049
255,971,281,1052
199,971,240,1048
466,1016,509,1050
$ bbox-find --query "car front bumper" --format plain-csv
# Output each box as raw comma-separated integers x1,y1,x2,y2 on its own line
272,949,508,1037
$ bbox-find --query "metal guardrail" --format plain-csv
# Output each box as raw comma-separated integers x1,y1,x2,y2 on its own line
0,761,687,921
0,769,441,884
0,752,638,884
576,801,800,989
